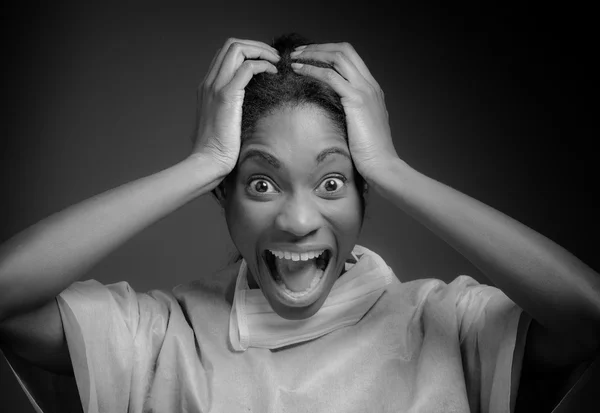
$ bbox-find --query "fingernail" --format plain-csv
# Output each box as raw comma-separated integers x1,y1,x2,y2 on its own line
295,45,307,51
290,50,302,58
291,62,303,70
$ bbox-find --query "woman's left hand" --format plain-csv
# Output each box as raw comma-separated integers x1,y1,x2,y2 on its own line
290,42,400,184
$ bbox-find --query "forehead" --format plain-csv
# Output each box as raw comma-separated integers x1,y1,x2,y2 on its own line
242,104,346,153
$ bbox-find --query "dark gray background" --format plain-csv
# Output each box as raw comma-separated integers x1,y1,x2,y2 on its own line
1,2,596,412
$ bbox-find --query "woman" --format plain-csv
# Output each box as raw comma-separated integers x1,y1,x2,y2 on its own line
0,33,598,412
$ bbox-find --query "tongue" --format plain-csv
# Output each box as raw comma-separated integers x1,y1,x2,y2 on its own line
274,258,320,292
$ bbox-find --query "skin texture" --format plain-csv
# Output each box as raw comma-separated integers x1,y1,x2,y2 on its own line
221,104,363,320
0,38,280,374
0,36,598,409
290,42,600,408
192,39,280,173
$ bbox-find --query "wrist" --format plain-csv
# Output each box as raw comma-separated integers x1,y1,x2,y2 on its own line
366,157,416,201
181,153,232,196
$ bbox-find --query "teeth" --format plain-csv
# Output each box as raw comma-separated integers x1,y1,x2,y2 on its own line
268,249,325,261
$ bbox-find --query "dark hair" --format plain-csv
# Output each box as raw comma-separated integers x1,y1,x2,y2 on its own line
241,33,347,142
215,34,369,263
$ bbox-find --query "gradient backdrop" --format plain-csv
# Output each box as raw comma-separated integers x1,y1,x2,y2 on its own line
1,2,596,412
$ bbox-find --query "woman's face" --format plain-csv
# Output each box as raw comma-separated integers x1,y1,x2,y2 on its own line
223,104,363,320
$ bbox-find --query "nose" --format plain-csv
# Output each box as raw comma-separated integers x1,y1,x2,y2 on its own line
275,193,322,237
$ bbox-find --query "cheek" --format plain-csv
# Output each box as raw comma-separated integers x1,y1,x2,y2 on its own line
325,193,363,238
225,194,275,255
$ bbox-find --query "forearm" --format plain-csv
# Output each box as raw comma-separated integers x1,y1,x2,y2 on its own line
0,154,224,321
373,159,600,348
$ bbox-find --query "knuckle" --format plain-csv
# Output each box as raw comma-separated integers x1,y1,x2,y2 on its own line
218,85,243,104
367,84,379,95
300,63,310,72
334,51,346,63
241,60,257,70
229,42,242,53
225,37,239,46
216,87,231,101
324,69,338,82
352,94,365,105
341,42,354,53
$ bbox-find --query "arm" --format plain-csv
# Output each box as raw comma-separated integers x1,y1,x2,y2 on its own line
0,38,280,375
0,156,223,322
371,159,600,367
290,42,600,374
0,156,224,373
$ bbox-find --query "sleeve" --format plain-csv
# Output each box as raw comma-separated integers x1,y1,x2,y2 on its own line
1,279,166,413
56,279,141,413
453,275,532,413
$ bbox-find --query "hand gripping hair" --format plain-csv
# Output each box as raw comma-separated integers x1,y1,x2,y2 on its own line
214,33,369,214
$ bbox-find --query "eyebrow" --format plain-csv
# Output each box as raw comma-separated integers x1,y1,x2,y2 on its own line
239,147,352,169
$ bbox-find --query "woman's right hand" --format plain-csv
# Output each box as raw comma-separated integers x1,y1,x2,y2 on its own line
0,39,280,359
191,38,280,175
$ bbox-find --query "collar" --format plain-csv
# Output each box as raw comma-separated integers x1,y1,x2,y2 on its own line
228,245,395,351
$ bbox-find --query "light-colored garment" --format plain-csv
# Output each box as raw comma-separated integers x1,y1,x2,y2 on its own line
3,245,531,413
229,246,395,351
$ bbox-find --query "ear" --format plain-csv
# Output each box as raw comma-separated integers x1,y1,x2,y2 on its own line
213,182,227,208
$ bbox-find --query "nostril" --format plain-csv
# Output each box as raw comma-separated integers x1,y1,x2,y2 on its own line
275,206,321,237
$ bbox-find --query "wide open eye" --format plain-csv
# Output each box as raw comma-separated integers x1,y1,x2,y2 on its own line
316,176,347,195
247,177,278,195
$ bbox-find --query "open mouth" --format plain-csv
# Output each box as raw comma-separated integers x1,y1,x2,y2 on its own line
263,249,332,302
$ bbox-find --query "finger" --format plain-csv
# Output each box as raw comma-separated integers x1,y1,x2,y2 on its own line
231,38,279,56
205,39,279,86
291,63,358,103
224,60,278,97
289,49,369,88
201,47,222,85
293,42,379,88
207,40,279,86
213,42,280,89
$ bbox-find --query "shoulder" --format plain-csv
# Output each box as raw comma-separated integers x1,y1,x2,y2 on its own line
385,274,490,304
381,273,514,325
411,274,509,308
173,260,240,296
375,275,450,321
171,260,241,310
60,261,240,327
